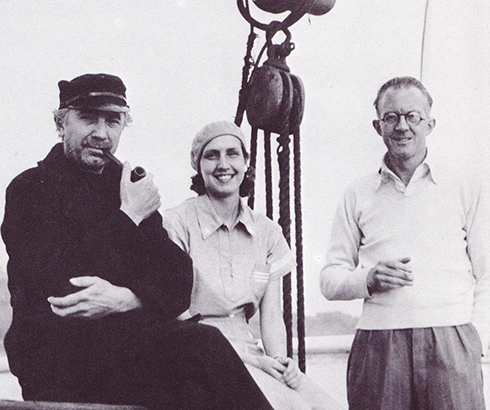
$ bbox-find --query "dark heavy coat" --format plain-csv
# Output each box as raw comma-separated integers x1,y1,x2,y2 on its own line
1,144,272,410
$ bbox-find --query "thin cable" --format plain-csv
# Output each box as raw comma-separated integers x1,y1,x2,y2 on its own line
420,0,430,81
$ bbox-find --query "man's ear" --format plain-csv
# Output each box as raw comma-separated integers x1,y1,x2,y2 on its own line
54,114,66,139
56,122,65,140
58,126,65,140
426,118,436,134
372,119,382,136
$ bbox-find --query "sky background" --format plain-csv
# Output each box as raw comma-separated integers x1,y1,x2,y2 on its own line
0,0,489,318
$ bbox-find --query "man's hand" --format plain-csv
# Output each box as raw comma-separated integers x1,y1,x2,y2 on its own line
119,161,161,225
47,276,142,320
275,356,303,389
366,257,413,294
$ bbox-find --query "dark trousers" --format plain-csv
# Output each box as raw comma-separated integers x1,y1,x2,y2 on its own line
347,325,486,410
15,320,273,410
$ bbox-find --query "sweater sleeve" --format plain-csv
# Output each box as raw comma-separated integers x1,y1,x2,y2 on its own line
319,185,371,301
465,175,490,354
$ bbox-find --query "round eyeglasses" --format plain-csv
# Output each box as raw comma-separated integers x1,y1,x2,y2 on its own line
380,111,425,126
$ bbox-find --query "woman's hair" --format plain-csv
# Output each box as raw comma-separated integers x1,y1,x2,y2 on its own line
190,166,255,197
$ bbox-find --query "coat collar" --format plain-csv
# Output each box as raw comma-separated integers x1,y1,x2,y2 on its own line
38,142,121,181
38,143,122,222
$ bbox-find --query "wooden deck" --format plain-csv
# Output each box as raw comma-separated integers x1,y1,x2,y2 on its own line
0,402,144,410
2,338,489,409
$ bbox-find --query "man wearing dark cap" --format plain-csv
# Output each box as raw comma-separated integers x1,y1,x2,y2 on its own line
1,73,273,410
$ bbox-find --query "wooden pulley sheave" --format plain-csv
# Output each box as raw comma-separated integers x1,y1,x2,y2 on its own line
234,0,335,373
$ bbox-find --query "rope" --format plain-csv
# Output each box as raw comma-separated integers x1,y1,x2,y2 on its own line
247,126,259,209
277,131,293,358
264,130,273,219
235,0,310,368
282,276,293,359
293,128,306,372
235,24,257,127
276,132,291,245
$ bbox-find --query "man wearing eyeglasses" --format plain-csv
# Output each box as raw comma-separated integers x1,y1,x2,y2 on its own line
320,76,489,409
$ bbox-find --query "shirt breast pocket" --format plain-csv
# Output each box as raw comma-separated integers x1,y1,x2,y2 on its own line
252,263,271,301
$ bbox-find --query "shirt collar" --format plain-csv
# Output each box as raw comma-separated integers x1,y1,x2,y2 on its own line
376,150,439,191
195,195,256,240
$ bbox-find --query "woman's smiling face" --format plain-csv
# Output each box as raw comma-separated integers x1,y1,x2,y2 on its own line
199,135,247,199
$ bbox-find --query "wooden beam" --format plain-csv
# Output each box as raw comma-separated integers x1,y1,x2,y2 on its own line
0,401,146,410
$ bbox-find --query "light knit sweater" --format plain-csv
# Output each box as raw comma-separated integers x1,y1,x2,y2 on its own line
320,155,490,350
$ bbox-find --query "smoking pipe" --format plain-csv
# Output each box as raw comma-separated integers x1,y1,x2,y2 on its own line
103,150,146,182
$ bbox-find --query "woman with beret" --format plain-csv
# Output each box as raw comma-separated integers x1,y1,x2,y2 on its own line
163,121,341,410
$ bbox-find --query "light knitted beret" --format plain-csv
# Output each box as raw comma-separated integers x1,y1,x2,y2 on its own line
190,121,249,171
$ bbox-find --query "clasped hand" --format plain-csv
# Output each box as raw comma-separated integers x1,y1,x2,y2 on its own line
47,276,142,320
367,257,413,294
255,355,303,389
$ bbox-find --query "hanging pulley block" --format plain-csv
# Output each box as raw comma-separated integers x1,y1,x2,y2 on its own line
246,63,292,134
245,55,305,134
252,0,336,16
